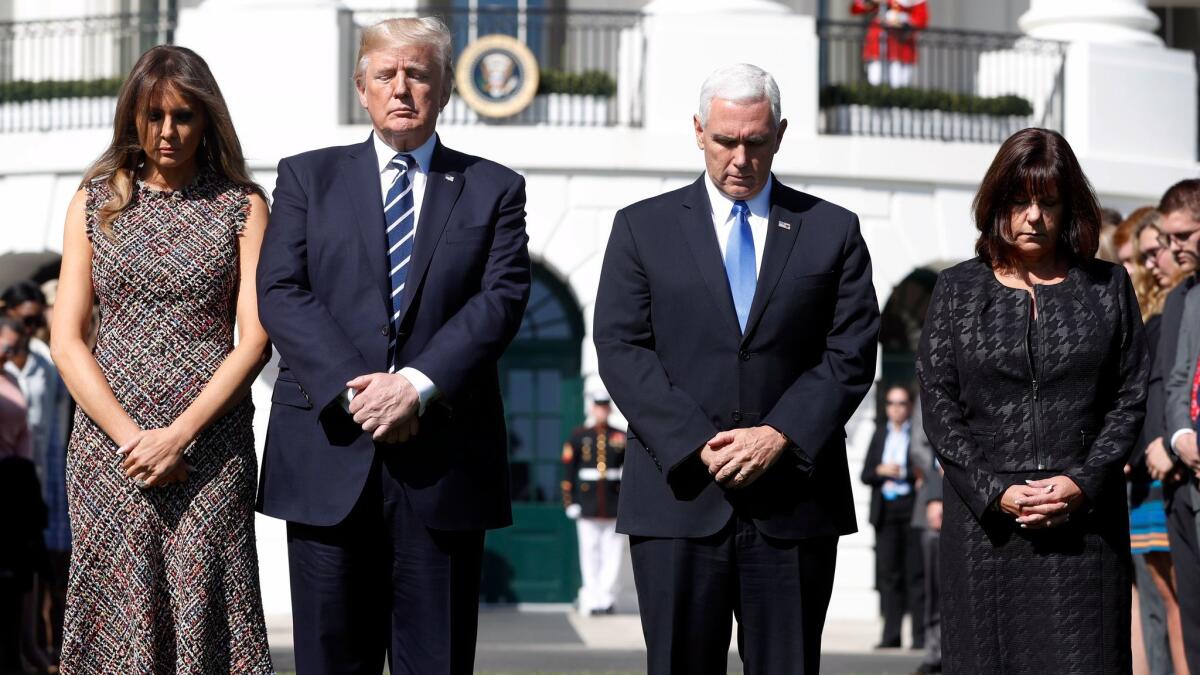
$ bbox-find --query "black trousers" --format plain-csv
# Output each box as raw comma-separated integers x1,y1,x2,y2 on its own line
1167,484,1200,674
287,455,485,675
920,528,940,669
630,515,838,675
874,495,925,647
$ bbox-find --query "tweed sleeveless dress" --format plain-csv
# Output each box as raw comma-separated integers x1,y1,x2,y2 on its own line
60,172,273,674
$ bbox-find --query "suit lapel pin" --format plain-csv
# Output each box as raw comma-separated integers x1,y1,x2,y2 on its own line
778,221,792,230
445,175,455,182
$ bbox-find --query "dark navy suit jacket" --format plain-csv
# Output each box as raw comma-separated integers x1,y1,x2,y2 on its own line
594,175,879,540
256,135,531,530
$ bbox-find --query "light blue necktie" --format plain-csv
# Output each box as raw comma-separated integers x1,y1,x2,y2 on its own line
383,153,415,372
725,200,756,332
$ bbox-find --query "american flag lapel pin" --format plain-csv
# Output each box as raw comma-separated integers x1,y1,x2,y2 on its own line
778,221,792,230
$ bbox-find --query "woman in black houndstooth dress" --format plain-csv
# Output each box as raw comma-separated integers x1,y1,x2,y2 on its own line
918,128,1147,674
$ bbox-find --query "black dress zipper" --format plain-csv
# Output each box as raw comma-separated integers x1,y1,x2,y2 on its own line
1026,288,1044,471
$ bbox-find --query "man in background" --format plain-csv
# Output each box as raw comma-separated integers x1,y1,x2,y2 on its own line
562,391,626,616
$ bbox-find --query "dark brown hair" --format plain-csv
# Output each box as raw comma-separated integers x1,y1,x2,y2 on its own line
82,45,262,237
1159,179,1200,219
972,128,1101,271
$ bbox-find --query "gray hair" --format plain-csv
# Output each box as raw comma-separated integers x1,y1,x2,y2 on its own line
697,63,781,128
354,17,454,85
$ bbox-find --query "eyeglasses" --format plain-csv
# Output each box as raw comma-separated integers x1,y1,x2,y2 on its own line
1159,229,1200,247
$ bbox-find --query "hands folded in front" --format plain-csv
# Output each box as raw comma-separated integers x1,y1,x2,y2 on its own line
347,372,421,444
119,426,192,488
699,426,790,489
999,476,1085,530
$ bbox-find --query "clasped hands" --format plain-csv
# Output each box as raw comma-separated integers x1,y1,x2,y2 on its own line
118,426,192,488
998,476,1084,530
346,372,421,444
700,425,790,489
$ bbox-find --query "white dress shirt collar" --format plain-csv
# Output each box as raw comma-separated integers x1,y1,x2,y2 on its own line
704,174,773,278
704,174,773,223
372,130,438,176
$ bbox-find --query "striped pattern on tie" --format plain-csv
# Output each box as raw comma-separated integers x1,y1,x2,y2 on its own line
384,153,415,372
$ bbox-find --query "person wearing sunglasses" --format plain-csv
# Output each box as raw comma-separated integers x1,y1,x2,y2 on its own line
1,282,49,362
0,317,50,674
861,384,925,651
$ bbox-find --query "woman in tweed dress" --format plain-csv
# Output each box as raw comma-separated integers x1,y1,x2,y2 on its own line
51,46,273,673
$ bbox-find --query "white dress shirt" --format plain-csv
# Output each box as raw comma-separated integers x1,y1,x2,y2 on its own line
346,131,441,415
881,420,912,499
704,174,772,278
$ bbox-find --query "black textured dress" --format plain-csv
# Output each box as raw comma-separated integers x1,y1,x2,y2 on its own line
917,257,1147,674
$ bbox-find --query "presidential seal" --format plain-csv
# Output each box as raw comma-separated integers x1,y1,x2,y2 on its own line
455,34,540,119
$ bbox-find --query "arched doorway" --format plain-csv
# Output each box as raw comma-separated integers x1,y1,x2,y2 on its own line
877,261,963,407
481,263,586,604
878,266,939,392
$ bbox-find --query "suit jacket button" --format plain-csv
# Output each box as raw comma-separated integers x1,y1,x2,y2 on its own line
380,324,389,336
732,410,743,423
739,350,750,361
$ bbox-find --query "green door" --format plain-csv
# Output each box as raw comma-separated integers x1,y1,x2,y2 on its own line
481,265,585,604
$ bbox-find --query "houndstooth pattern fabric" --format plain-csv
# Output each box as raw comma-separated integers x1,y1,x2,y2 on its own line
60,172,272,674
917,257,1147,675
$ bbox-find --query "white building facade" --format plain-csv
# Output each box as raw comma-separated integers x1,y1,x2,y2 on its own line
0,0,1197,625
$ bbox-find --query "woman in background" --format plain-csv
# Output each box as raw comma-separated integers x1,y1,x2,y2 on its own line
1124,206,1189,675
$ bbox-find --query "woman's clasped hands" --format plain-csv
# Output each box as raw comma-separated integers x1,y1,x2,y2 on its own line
118,427,193,488
998,476,1085,529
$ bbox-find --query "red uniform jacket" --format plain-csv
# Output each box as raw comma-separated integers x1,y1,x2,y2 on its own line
851,0,928,64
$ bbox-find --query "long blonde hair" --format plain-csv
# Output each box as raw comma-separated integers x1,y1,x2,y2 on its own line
81,45,262,237
1125,206,1174,321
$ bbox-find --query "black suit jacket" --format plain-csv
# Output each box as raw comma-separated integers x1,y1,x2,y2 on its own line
594,175,879,539
1148,277,1195,456
860,425,919,528
256,135,531,529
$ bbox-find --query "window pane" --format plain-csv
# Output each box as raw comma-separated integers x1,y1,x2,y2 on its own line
537,370,561,412
509,416,534,460
507,369,534,413
537,418,562,460
533,463,558,504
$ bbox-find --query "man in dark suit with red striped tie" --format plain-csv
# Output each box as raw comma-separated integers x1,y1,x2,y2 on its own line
256,16,530,675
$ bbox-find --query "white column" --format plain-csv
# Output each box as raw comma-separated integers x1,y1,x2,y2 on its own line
1019,0,1163,47
639,0,818,138
1015,0,1196,163
174,0,349,163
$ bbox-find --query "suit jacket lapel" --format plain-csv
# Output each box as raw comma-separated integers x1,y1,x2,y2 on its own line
679,176,742,336
398,140,464,326
741,183,801,346
340,135,390,312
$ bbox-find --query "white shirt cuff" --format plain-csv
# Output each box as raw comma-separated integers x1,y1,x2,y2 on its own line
1171,428,1196,452
399,367,439,416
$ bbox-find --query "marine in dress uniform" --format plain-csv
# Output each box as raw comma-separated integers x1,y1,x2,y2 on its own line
562,393,626,615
